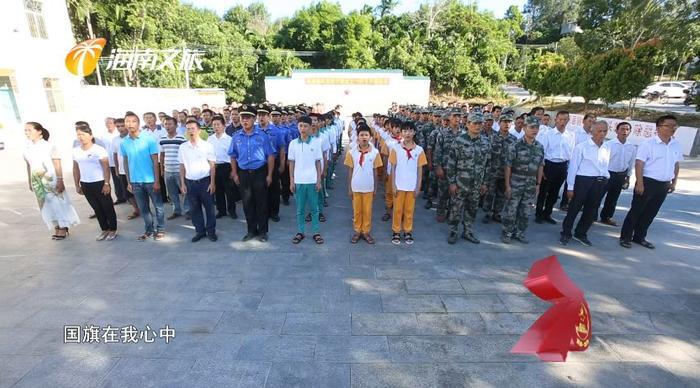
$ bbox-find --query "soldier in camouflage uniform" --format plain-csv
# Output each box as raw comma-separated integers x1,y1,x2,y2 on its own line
418,110,433,198
482,114,517,223
434,111,463,222
424,112,446,209
447,112,492,244
501,117,545,244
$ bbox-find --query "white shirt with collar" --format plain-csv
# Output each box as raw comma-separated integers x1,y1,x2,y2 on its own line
178,139,215,180
566,138,611,188
207,132,233,164
538,127,576,163
509,127,525,139
635,135,683,182
603,137,637,176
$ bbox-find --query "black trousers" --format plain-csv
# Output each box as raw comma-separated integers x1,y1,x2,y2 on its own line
214,163,239,215
599,171,627,221
186,176,216,235
159,174,168,203
561,176,608,238
238,165,269,235
280,162,291,202
119,174,134,199
81,180,117,231
536,160,568,219
268,156,281,217
559,182,570,207
620,177,670,242
110,167,127,202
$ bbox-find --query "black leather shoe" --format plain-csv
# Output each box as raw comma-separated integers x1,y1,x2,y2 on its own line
619,239,632,248
633,239,655,249
258,233,268,242
242,233,256,242
208,233,218,242
191,234,205,242
270,215,280,222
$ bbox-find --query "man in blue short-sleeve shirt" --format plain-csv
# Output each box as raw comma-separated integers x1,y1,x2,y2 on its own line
228,104,275,242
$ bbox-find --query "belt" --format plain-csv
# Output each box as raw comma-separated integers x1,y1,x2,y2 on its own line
186,176,210,183
609,170,627,175
545,159,568,165
238,164,267,173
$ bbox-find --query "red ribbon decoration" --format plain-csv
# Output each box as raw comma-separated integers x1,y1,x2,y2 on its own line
511,255,591,362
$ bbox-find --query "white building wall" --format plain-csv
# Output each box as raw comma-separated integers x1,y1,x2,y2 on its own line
265,69,430,115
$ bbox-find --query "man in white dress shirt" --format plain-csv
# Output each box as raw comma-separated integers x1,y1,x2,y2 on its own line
208,115,238,219
620,115,683,249
560,113,597,211
179,120,217,242
599,122,636,226
560,121,611,246
509,114,526,139
535,111,575,224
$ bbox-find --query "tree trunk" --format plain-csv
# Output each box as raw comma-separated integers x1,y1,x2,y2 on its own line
675,59,683,81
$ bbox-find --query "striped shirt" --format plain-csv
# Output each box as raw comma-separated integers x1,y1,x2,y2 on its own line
160,134,186,173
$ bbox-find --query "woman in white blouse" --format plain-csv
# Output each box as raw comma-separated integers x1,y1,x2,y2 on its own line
72,124,118,240
23,122,80,240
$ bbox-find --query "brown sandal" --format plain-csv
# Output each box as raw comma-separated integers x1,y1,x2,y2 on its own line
312,234,324,244
350,233,361,244
292,233,305,244
364,233,375,244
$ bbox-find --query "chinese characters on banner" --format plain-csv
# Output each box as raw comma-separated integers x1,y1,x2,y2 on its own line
105,48,204,72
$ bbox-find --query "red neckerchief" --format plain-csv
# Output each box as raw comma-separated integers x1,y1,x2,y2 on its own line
358,145,370,166
402,144,415,160
391,135,402,142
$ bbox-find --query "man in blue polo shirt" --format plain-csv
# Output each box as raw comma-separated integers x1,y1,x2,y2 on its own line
255,104,286,223
121,112,166,241
229,104,276,242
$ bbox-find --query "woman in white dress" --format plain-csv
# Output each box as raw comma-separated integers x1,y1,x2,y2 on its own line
23,122,80,239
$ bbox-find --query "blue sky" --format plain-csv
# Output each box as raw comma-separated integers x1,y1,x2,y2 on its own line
184,0,526,20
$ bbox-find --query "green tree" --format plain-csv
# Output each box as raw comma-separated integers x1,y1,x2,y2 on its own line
522,52,567,98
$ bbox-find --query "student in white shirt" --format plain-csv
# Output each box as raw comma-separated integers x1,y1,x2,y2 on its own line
179,120,217,242
560,121,611,247
535,111,575,224
381,118,403,222
309,113,331,222
288,115,324,244
345,123,383,244
208,115,238,219
599,122,636,225
72,124,117,241
389,121,427,245
620,115,683,249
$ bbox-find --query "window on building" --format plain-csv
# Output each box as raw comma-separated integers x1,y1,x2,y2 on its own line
43,78,64,112
25,0,48,39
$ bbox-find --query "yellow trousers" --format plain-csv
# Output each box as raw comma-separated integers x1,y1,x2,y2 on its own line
352,192,374,234
384,175,394,210
392,190,416,233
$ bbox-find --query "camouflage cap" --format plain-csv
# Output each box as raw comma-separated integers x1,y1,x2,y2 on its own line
441,113,451,120
525,116,540,127
499,114,514,122
483,113,494,121
467,112,484,123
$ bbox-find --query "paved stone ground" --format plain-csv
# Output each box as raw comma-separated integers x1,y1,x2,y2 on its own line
0,150,699,387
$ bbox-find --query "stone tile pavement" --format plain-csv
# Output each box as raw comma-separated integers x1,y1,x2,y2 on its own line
0,157,698,387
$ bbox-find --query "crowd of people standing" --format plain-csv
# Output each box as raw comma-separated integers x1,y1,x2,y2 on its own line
22,101,683,250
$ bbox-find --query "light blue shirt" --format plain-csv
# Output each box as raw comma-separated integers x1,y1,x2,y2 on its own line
120,133,159,183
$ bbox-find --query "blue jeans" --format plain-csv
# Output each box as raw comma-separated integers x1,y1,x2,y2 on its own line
132,182,165,234
164,171,189,215
185,176,216,235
